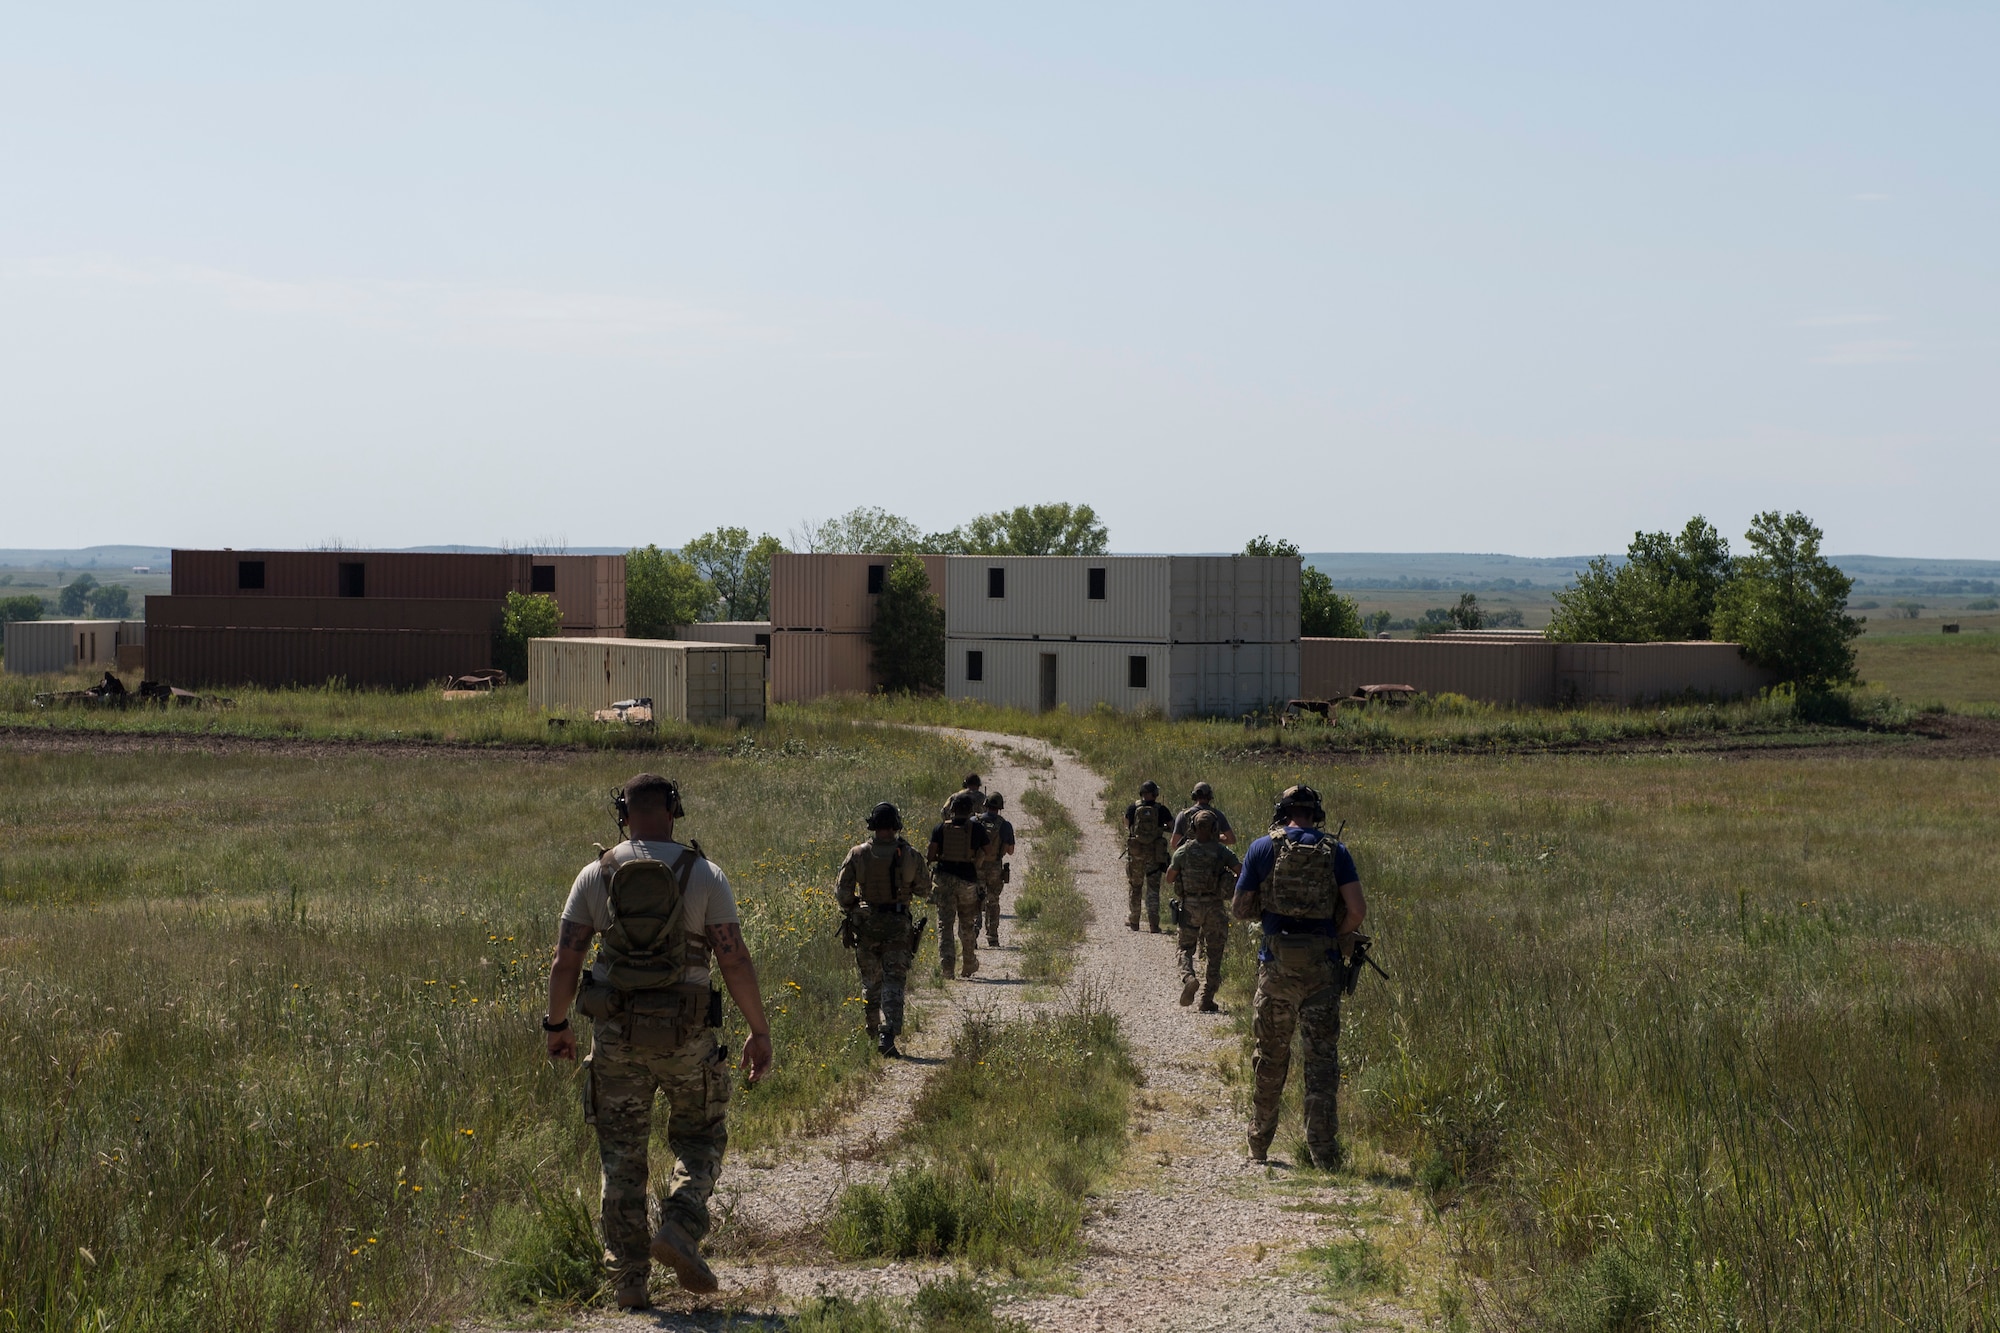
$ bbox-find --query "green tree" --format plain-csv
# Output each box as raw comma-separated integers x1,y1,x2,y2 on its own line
942,503,1110,556
1449,593,1484,630
1,594,44,623
1549,517,1734,643
57,573,98,617
87,584,132,618
1242,536,1363,638
495,591,562,682
1712,510,1863,690
793,507,928,554
682,527,785,621
626,545,715,637
869,554,945,693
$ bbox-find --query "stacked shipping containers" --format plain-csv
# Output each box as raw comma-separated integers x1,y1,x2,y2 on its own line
1298,638,1774,706
146,550,625,688
945,556,1299,717
2,620,146,675
673,622,772,651
528,638,767,725
768,554,947,702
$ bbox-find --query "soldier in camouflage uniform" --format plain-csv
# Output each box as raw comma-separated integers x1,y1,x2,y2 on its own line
1123,780,1173,932
977,792,1016,947
927,791,991,978
1164,808,1241,1011
837,802,928,1057
1231,783,1366,1169
543,774,775,1309
941,772,985,817
1170,781,1235,851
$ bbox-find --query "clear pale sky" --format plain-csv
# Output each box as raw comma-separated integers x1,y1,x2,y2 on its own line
3,4,1992,556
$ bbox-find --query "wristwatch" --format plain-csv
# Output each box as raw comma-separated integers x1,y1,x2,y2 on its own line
541,1015,570,1033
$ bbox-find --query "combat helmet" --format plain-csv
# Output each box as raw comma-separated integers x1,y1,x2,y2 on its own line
866,802,903,831
1273,783,1326,827
1139,780,1159,797
1190,781,1214,802
984,792,1005,810
948,791,979,819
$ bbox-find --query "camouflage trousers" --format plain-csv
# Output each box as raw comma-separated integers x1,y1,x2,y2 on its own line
584,1025,732,1279
931,872,982,976
1250,952,1343,1167
1126,853,1167,926
1175,896,1231,1003
853,906,916,1037
978,862,1006,944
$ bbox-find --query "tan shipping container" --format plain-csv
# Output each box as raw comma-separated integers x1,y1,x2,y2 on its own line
1300,638,1558,705
546,554,626,635
947,637,1171,714
1168,641,1299,717
945,556,1173,642
770,553,948,632
769,630,873,702
528,637,766,724
1554,642,1775,704
673,622,772,650
3,620,146,675
147,596,501,633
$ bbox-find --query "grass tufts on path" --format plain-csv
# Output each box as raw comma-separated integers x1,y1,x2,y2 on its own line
827,994,1137,1272
1011,785,1089,984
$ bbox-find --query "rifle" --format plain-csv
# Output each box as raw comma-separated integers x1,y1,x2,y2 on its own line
1340,933,1390,996
910,916,928,954
837,910,857,951
1168,897,1182,928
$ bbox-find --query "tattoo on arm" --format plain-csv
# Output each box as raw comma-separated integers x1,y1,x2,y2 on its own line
708,920,747,963
556,919,593,957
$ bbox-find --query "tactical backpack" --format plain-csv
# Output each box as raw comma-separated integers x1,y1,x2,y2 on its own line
579,843,717,1050
1126,802,1169,859
1177,841,1237,898
1265,834,1342,920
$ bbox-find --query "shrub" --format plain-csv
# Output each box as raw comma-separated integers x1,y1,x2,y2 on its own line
1967,597,1998,611
1549,516,1732,643
57,572,99,616
490,1185,602,1307
87,583,132,618
871,554,945,693
495,591,560,682
1712,511,1863,690
625,544,713,636
0,594,43,624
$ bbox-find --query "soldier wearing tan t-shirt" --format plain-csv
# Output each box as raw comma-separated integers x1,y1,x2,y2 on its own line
542,774,773,1310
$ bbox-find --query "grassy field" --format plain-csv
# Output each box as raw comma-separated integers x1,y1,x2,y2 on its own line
1855,630,2000,707
0,716,977,1331
813,698,2000,1331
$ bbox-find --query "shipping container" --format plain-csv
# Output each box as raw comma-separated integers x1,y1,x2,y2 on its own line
1168,641,1299,717
945,556,1174,642
147,596,501,632
528,638,766,724
1301,638,1557,705
1554,642,1774,705
3,620,146,675
769,553,948,632
168,550,623,631
147,626,494,689
769,630,874,702
1300,638,1773,706
673,622,772,650
947,637,1171,713
1169,557,1301,644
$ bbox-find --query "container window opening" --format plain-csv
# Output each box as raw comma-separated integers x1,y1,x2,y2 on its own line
237,560,265,590
867,564,885,595
1039,653,1057,711
966,650,984,682
1128,655,1148,689
338,562,366,598
987,568,1005,598
531,565,557,593
1088,567,1106,600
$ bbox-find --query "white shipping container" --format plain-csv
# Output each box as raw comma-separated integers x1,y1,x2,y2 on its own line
945,557,1173,642
947,637,1171,714
1170,557,1301,644
3,620,145,675
1168,641,1299,717
528,637,766,724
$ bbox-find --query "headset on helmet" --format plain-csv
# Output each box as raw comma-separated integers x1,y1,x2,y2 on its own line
613,773,685,826
866,801,903,831
1191,781,1214,802
984,792,1004,810
1273,783,1326,826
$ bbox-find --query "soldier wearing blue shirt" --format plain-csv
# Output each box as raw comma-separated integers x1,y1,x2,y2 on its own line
1232,784,1366,1167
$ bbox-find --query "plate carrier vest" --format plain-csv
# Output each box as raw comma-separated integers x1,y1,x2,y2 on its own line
938,821,977,865
858,839,913,906
1127,802,1169,857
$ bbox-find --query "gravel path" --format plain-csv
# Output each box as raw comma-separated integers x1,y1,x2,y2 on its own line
555,729,1428,1331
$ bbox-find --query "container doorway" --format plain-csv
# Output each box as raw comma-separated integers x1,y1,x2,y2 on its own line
1038,653,1058,712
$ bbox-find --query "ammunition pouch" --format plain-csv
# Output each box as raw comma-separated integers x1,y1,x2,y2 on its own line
581,980,717,1052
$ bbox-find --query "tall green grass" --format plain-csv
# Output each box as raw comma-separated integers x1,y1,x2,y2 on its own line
1010,786,1089,984
826,997,1137,1272
0,716,974,1331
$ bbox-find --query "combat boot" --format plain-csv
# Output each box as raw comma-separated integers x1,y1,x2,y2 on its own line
865,1005,881,1038
1127,919,1140,931
1179,974,1199,1007
1199,997,1222,1014
877,1030,899,1058
1247,1132,1272,1164
1148,918,1162,934
613,1268,651,1309
960,954,979,979
649,1219,718,1295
